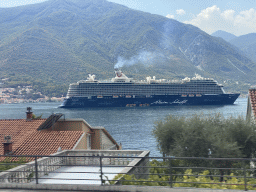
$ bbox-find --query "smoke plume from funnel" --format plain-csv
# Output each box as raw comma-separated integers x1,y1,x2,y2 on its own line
114,51,164,69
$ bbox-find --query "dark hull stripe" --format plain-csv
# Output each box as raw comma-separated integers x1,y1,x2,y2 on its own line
59,94,240,108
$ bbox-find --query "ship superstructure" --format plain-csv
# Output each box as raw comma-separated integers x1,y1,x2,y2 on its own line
60,70,239,108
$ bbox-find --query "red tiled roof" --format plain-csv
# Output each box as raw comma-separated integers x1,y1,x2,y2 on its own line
0,119,83,157
0,119,45,156
14,130,83,156
249,89,256,118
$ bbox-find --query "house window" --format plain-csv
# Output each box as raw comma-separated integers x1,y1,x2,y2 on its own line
87,134,91,149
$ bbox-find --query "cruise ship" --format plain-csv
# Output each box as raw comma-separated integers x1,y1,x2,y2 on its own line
59,70,240,108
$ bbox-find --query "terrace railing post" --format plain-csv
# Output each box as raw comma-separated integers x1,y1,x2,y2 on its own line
35,156,39,184
169,158,173,188
100,156,103,185
243,160,247,191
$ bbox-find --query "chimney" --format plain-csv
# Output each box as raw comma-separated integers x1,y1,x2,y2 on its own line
3,135,12,155
26,107,33,121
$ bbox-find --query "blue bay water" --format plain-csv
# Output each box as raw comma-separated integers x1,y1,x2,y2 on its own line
0,97,247,156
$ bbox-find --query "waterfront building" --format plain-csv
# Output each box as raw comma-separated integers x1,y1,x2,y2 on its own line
0,108,121,158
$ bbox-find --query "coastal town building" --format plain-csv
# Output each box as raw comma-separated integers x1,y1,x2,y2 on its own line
0,108,121,157
0,87,65,104
246,88,256,122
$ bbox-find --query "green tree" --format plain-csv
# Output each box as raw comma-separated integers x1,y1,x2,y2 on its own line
32,113,43,119
153,114,256,180
153,114,256,159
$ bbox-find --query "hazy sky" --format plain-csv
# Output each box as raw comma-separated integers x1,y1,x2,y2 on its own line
1,0,255,36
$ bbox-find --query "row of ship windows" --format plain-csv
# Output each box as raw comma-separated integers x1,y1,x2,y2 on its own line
78,84,218,89
69,87,222,91
68,90,223,95
75,88,219,91
68,87,222,91
74,89,221,93
68,92,223,97
76,87,221,90
70,86,221,91
78,82,217,86
68,89,222,93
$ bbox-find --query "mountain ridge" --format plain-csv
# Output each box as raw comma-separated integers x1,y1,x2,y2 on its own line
0,0,255,95
211,30,237,42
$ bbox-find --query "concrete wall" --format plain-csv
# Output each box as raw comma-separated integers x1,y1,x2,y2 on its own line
91,129,101,149
53,119,91,132
73,133,87,150
65,150,148,166
81,121,91,132
100,130,116,149
53,121,82,131
52,119,94,150
1,183,242,192
51,119,118,150
117,150,150,181
246,96,254,122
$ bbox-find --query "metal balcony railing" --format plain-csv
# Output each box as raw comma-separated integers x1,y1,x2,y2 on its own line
0,153,256,191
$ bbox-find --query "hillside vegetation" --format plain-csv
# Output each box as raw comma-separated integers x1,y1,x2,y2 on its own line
0,0,255,95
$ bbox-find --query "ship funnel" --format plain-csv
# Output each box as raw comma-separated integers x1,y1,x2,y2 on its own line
115,69,123,78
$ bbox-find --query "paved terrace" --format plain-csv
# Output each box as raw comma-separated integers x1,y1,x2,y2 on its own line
31,166,125,185
0,150,149,186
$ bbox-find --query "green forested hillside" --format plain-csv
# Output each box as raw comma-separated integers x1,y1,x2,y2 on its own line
0,0,255,95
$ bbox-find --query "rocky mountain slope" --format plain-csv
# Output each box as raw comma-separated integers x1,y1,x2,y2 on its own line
229,33,256,64
0,0,255,94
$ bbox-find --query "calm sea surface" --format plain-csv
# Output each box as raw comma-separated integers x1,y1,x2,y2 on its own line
0,97,247,156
